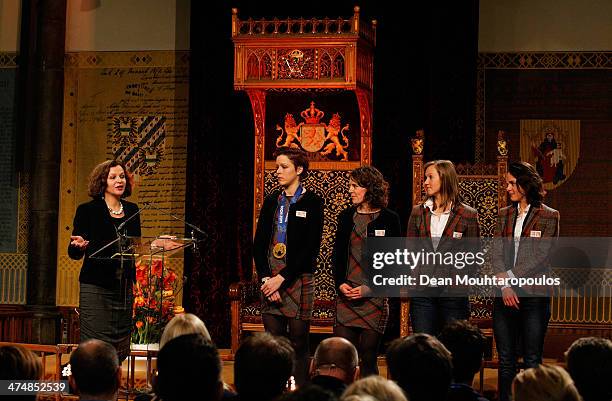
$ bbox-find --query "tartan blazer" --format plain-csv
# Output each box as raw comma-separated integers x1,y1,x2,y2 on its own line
407,201,480,247
492,203,560,290
406,201,480,289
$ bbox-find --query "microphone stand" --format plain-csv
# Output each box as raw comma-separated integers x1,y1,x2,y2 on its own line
113,202,151,307
143,201,206,252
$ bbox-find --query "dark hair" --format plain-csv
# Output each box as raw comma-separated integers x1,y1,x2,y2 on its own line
438,320,486,384
276,384,337,401
508,161,545,207
69,339,119,397
0,345,42,401
87,160,133,198
350,165,390,209
156,333,222,401
566,337,612,401
274,147,309,178
386,333,453,401
234,332,295,401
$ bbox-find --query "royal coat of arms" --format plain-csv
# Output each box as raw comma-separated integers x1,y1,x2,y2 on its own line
275,101,350,161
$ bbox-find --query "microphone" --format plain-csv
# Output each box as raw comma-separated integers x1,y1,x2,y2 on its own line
116,201,151,234
144,202,207,239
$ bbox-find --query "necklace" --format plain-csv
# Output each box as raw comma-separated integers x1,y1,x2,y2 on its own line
107,201,124,215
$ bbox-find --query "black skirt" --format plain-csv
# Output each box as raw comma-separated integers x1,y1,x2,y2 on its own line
79,282,133,361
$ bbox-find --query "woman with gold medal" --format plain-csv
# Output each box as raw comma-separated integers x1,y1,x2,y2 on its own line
253,147,324,387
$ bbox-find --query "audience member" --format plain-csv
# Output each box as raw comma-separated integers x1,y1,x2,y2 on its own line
386,333,453,401
69,339,121,401
155,333,223,401
438,320,489,401
0,344,42,401
309,337,359,397
513,364,581,401
566,336,612,401
233,332,295,401
160,312,212,347
341,376,408,401
277,384,339,401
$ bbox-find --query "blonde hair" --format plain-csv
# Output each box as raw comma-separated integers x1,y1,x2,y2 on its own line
513,364,582,401
423,160,460,210
342,376,408,401
160,313,211,348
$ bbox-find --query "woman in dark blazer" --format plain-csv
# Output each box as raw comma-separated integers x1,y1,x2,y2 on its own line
333,166,401,377
406,160,480,335
68,160,141,362
492,161,560,401
253,147,324,386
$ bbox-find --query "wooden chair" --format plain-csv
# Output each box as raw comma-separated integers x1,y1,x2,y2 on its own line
229,7,377,354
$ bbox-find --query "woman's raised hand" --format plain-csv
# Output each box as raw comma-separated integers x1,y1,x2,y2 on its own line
70,236,89,250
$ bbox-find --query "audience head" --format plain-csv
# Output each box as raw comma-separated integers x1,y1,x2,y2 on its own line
341,376,408,401
311,337,359,384
513,364,581,401
0,345,42,401
160,313,211,348
234,332,295,401
566,336,612,401
155,333,222,401
386,333,453,401
69,339,121,400
438,320,487,385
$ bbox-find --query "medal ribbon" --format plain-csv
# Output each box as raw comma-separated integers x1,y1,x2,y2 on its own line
275,185,303,246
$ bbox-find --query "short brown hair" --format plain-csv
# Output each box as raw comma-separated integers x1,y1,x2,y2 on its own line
87,160,133,199
423,160,460,210
350,165,390,209
273,147,309,178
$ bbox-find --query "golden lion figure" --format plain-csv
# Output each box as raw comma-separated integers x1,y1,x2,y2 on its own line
276,113,303,148
321,113,350,161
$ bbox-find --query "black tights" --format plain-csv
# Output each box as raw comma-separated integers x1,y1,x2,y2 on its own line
262,314,310,387
334,325,382,377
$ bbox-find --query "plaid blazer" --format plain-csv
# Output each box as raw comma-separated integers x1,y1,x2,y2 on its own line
407,201,480,245
407,202,480,290
492,203,560,294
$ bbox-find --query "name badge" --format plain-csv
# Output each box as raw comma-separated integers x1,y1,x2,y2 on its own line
375,230,386,237
453,231,463,239
530,230,541,238
296,211,307,218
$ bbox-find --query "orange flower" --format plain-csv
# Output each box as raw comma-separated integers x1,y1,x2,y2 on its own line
135,321,144,329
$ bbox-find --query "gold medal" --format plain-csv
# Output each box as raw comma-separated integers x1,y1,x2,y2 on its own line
272,243,287,259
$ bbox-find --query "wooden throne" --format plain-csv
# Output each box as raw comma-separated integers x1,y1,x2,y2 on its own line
229,7,377,353
400,129,510,337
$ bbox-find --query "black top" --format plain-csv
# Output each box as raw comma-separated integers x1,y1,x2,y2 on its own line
253,189,324,289
310,375,347,398
68,198,142,288
447,383,490,401
332,206,401,290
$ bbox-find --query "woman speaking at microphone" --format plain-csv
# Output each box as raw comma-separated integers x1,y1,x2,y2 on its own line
253,147,324,386
68,160,142,362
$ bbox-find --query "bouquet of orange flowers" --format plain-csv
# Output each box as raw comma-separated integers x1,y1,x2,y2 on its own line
131,258,178,344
